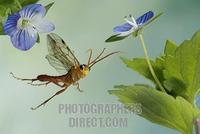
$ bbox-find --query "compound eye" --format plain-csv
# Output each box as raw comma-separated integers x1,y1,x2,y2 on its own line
80,65,84,70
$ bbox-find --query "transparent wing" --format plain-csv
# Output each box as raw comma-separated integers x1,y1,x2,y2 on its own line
46,55,68,74
46,33,80,74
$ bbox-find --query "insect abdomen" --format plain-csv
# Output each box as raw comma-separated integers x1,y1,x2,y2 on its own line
37,75,54,82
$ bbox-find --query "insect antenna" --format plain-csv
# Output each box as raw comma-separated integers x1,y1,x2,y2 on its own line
89,51,120,69
88,48,106,66
87,49,93,65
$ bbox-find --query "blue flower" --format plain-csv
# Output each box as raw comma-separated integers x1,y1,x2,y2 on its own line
195,95,200,108
3,4,55,51
105,11,162,42
113,11,154,37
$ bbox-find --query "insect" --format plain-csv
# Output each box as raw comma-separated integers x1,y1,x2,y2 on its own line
11,33,120,110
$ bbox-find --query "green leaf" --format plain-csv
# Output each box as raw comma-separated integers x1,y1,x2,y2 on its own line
0,0,15,5
36,34,40,43
45,2,54,13
121,57,154,81
163,78,186,94
121,57,165,89
19,0,40,6
120,30,200,102
0,6,9,21
109,84,200,134
0,24,4,35
164,30,200,103
164,40,177,56
0,6,11,35
105,34,129,42
0,0,39,13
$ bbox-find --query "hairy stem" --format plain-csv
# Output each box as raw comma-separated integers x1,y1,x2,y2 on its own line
139,34,166,93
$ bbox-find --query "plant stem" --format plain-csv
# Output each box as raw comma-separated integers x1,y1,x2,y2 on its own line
139,34,166,93
15,0,22,9
195,117,200,134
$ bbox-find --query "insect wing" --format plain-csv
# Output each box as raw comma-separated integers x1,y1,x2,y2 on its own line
45,55,68,74
46,33,80,74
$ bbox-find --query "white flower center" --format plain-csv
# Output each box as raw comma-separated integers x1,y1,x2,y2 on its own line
17,18,30,29
124,15,138,29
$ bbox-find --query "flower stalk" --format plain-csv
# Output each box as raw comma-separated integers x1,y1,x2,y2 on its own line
195,117,200,134
139,34,166,93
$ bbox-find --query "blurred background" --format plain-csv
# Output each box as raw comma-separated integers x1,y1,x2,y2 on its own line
0,0,200,134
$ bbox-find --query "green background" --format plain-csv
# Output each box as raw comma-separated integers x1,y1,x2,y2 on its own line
0,0,200,134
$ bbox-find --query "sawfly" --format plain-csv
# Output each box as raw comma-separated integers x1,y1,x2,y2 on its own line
11,33,120,110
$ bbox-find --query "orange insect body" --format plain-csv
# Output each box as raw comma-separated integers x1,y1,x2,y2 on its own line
36,65,88,87
11,33,119,110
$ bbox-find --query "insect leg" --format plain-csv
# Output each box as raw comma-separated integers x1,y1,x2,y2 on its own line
11,72,52,86
10,72,37,83
31,86,68,110
73,82,83,92
53,82,65,88
28,82,51,87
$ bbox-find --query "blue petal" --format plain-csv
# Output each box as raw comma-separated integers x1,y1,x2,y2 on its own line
19,4,46,19
196,95,200,108
31,19,55,33
136,11,154,25
10,27,37,51
113,23,133,33
3,13,20,36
